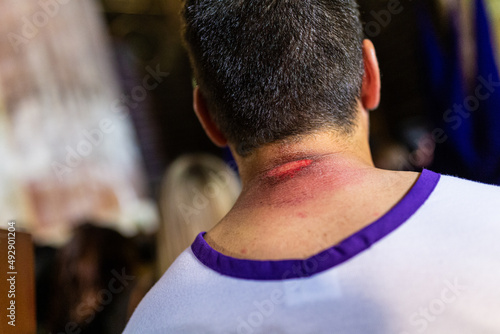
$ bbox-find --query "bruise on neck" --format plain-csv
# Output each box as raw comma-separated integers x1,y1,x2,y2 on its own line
265,159,313,180
235,155,367,209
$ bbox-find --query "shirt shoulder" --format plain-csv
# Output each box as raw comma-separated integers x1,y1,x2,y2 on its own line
123,248,212,333
430,173,500,205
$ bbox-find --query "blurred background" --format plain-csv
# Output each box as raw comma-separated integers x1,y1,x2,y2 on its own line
0,0,499,333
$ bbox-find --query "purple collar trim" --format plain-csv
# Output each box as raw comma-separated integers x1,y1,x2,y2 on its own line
191,169,441,281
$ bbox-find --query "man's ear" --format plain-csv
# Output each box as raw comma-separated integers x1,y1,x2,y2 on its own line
361,39,381,111
193,86,228,147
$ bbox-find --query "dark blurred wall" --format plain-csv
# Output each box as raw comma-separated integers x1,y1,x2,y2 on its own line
101,0,222,197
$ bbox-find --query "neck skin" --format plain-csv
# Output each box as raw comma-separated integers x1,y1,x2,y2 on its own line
206,104,420,259
231,102,373,190
195,40,421,259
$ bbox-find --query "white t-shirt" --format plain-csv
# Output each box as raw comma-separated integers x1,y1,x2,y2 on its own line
124,170,500,334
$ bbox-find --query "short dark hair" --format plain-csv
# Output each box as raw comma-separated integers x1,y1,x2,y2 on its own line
182,0,365,155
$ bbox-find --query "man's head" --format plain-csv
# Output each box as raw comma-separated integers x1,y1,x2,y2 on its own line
182,0,369,156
